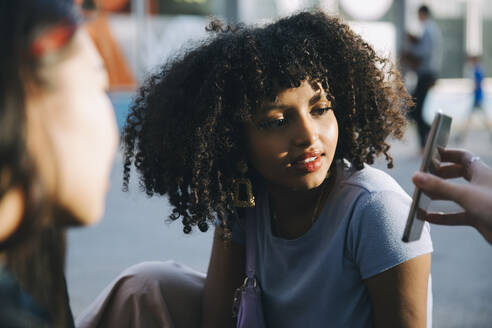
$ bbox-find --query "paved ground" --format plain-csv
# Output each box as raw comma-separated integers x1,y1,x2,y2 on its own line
66,125,492,327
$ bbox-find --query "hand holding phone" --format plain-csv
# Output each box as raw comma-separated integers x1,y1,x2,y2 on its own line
403,111,452,242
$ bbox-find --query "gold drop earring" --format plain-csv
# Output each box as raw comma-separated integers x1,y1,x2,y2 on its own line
232,160,255,207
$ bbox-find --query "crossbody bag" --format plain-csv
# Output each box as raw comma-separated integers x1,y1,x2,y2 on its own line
232,207,267,328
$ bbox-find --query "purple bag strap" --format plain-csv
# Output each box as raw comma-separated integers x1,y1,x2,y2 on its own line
245,207,257,279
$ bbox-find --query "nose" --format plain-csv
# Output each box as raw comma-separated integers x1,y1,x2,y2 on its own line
292,114,318,147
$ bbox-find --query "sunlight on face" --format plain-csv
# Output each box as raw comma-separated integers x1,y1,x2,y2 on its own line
26,29,119,225
244,80,338,191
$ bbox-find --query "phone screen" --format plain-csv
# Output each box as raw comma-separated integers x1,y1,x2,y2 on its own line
402,111,452,242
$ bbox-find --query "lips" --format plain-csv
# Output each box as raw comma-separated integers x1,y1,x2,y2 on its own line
291,151,323,173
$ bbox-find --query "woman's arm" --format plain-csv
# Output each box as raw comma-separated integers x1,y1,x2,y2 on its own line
202,227,245,328
365,253,431,328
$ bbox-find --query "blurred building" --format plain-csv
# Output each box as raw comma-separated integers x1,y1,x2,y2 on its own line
83,0,490,84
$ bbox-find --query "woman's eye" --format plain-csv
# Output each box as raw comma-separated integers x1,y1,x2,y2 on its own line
311,107,332,116
258,118,287,129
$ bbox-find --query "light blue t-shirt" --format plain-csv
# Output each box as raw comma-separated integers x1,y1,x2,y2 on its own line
232,161,433,327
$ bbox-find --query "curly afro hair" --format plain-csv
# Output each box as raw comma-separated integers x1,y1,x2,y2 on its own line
122,11,412,235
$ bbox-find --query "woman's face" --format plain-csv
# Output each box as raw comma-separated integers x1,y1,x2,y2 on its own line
26,29,118,225
245,80,338,191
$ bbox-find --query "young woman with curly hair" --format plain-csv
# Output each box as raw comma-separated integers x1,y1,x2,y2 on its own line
79,11,432,328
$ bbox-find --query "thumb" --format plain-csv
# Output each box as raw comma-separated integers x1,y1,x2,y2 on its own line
412,172,464,202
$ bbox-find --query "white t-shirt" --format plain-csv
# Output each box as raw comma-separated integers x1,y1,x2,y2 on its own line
232,161,433,327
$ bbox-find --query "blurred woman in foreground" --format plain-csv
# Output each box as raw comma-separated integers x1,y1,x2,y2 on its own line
0,0,118,326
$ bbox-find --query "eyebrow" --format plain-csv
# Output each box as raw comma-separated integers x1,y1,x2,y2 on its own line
309,93,322,106
263,89,326,111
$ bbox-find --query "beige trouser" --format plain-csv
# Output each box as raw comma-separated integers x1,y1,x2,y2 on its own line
75,261,205,328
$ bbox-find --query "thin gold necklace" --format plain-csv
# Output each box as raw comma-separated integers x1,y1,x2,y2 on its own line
271,180,328,238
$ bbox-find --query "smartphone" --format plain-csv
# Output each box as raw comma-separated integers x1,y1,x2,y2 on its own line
402,111,452,242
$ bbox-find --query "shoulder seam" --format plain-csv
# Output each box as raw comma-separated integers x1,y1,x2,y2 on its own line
340,181,405,196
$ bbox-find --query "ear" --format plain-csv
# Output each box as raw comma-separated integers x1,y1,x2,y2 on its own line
0,188,25,242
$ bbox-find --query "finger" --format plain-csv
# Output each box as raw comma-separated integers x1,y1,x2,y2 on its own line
421,211,470,226
433,163,465,179
416,208,428,220
437,148,479,181
412,172,464,202
438,147,474,166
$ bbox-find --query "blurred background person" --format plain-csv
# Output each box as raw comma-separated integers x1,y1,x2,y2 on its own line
413,148,492,244
455,55,492,143
0,0,118,326
402,4,442,150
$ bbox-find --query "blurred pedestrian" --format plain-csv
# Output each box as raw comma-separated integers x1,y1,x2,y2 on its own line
403,5,443,150
455,55,492,142
413,148,492,244
0,0,118,326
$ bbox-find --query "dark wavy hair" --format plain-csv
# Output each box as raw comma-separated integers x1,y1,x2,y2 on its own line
123,11,411,235
0,0,77,326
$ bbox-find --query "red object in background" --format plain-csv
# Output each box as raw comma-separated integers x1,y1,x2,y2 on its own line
74,0,130,12
98,0,130,12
